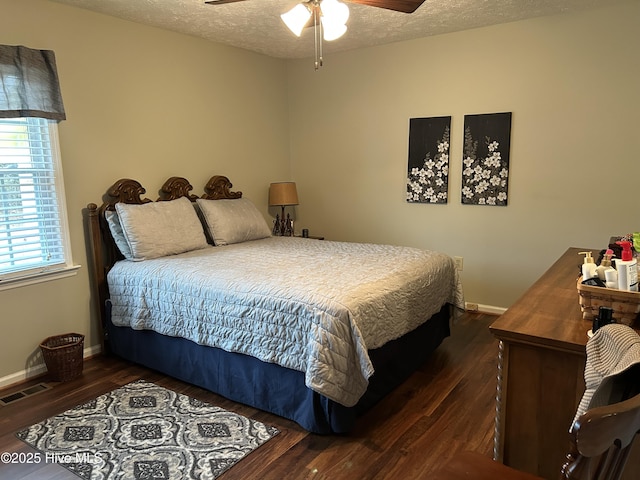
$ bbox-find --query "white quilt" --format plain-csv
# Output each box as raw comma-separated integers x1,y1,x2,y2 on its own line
107,237,464,407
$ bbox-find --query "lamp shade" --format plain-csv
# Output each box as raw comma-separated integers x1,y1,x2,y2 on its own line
321,0,349,24
269,182,299,206
281,3,312,37
321,0,349,41
322,21,347,41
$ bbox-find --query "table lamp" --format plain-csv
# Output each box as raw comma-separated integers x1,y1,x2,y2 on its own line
269,182,299,236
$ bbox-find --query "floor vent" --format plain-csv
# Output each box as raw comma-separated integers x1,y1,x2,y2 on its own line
0,382,51,406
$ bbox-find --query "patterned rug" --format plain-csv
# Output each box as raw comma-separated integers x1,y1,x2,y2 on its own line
16,380,279,479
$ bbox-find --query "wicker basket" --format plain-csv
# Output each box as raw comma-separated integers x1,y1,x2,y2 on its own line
39,333,84,382
577,277,640,326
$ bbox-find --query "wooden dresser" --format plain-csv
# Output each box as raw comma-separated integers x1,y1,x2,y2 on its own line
489,247,639,480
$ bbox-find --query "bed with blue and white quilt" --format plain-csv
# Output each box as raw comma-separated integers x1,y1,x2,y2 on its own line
87,175,464,434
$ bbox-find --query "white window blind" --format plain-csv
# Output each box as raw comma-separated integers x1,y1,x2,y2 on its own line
0,117,74,283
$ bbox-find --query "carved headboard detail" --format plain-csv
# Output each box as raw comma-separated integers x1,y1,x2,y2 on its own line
202,175,242,200
85,175,242,348
105,179,152,207
158,176,199,202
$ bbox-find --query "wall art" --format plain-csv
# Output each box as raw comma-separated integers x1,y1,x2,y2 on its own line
406,116,451,204
461,112,512,206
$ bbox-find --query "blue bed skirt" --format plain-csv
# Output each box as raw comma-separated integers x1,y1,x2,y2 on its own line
105,303,451,434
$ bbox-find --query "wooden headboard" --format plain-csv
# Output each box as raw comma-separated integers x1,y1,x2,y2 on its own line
85,175,242,347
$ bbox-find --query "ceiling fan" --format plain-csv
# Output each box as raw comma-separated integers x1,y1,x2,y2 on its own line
205,0,427,69
204,0,426,14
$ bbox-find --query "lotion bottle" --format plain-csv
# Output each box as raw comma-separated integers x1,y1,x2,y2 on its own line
596,249,615,281
605,268,618,289
579,251,597,281
614,241,638,291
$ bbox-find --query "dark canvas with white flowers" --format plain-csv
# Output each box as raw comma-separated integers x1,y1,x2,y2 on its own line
406,116,451,204
16,380,279,480
461,112,512,206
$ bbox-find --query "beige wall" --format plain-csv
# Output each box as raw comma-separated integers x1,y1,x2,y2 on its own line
1,0,639,383
286,1,640,309
0,0,290,382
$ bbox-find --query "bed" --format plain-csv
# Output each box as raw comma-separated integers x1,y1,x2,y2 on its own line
86,175,464,434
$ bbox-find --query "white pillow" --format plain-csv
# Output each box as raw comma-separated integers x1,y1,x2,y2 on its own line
115,197,209,261
105,210,133,260
196,198,271,246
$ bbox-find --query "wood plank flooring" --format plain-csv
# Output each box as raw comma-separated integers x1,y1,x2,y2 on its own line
0,312,498,479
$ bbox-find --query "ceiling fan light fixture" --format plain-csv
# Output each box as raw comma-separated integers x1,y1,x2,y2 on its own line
208,0,426,69
321,0,349,25
322,21,347,41
321,0,349,41
281,3,312,37
280,0,350,68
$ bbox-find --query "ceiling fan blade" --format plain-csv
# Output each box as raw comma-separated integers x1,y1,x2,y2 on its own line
204,0,248,5
347,0,425,14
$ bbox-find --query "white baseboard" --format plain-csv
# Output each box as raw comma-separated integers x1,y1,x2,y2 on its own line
0,344,102,390
465,302,507,315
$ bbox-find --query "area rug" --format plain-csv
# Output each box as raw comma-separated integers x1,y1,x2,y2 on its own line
16,380,279,479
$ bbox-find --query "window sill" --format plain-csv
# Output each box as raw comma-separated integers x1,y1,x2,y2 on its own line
0,265,81,292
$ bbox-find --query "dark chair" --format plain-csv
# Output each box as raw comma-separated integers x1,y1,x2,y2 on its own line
429,391,640,480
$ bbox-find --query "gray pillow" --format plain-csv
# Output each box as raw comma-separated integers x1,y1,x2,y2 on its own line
196,198,271,246
105,210,133,260
115,197,209,260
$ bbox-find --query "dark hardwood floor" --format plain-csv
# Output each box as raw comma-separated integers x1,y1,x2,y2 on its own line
0,312,498,479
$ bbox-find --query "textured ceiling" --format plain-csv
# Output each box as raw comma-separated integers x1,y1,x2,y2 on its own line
49,0,628,59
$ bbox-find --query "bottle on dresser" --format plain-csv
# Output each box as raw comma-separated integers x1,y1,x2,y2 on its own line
615,241,638,291
595,249,615,281
579,251,597,280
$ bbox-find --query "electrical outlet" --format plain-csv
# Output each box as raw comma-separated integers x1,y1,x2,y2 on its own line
466,302,479,312
454,256,463,271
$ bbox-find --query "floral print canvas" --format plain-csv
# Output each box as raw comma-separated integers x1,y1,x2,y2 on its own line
406,116,451,204
461,112,512,206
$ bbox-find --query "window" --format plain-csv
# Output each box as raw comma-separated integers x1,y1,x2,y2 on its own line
0,117,77,288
